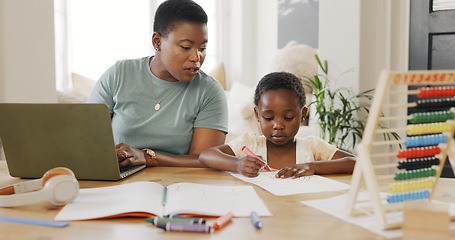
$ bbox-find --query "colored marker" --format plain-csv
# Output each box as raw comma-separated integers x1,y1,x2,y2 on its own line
211,211,234,230
145,217,205,225
162,187,167,206
157,222,212,233
164,215,206,224
250,211,262,229
242,146,272,172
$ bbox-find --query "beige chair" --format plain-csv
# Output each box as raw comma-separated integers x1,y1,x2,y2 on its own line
0,140,5,161
208,62,226,90
57,73,96,103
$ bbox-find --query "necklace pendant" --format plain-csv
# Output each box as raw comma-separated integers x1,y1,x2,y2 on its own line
154,103,161,111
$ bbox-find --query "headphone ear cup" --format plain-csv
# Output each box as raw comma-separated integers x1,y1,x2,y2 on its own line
43,174,79,206
42,167,76,186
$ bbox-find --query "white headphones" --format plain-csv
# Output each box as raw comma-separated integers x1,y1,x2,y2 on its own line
0,167,79,207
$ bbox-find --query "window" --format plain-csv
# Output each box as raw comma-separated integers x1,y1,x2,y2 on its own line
194,0,221,74
55,0,223,91
433,0,455,11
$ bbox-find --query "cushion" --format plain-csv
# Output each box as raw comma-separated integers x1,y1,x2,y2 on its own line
225,81,261,142
269,41,318,94
57,73,96,103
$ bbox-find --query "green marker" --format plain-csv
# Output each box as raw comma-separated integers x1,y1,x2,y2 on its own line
145,217,205,225
162,187,167,206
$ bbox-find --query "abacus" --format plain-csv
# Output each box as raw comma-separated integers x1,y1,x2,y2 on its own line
345,70,455,230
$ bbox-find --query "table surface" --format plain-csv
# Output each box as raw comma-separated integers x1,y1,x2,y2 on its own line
1,160,455,240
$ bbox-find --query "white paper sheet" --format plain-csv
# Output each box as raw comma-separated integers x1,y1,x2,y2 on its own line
231,171,350,196
301,191,455,239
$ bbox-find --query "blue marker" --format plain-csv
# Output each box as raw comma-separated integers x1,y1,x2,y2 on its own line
0,216,70,228
250,211,262,229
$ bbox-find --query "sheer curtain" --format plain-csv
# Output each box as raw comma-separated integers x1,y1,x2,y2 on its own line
55,0,222,92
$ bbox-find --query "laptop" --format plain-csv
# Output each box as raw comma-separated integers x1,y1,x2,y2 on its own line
0,103,145,180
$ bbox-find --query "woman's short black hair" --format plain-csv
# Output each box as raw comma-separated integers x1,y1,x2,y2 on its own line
254,72,306,107
154,0,208,37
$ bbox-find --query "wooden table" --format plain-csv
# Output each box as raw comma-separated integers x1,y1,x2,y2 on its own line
1,160,453,240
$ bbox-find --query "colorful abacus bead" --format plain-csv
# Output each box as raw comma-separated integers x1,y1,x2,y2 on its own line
410,111,455,124
403,134,447,148
406,122,453,136
394,168,436,181
397,146,441,159
397,156,440,170
387,190,430,203
417,86,455,98
416,97,455,109
389,179,434,193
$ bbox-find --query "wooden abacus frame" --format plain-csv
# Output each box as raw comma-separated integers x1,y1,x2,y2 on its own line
345,70,455,230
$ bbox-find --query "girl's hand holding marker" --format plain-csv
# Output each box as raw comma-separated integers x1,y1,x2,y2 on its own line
242,146,272,172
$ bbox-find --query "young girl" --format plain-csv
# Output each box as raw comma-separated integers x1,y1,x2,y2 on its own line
199,72,356,179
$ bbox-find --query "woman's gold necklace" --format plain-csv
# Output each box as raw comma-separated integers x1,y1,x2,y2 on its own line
150,79,180,111
149,57,180,111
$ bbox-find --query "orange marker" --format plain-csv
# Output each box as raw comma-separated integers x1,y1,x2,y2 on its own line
212,211,234,230
242,146,272,172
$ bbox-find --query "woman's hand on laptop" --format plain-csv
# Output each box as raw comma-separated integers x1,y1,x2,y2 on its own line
116,143,147,167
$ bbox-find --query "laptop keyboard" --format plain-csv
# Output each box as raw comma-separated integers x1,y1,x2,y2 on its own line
120,164,146,178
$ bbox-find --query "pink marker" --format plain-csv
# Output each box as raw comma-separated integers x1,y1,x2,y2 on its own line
242,146,272,172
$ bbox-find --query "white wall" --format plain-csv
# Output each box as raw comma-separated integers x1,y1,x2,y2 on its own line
319,0,409,131
319,0,409,94
319,0,409,155
318,0,361,93
256,0,278,85
223,0,278,89
0,0,4,97
0,0,57,103
359,0,410,132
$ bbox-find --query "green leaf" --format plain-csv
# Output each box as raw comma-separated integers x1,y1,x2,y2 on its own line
305,55,400,152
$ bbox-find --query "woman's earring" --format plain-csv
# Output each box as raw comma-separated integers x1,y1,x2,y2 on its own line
155,48,159,52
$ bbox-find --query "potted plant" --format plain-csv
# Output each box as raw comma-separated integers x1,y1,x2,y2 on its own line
301,55,400,152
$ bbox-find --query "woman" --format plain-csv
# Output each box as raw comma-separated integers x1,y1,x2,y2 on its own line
87,0,228,168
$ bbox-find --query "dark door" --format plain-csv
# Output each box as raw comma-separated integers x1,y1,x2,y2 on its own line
409,0,455,177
